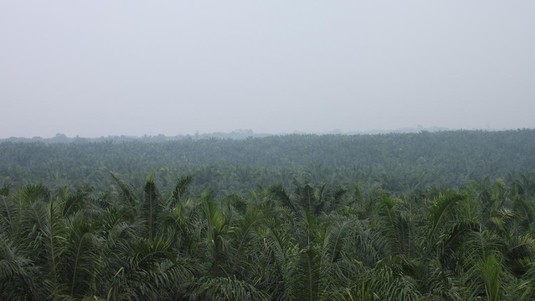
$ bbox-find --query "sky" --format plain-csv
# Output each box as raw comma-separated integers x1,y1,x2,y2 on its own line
1,1,534,138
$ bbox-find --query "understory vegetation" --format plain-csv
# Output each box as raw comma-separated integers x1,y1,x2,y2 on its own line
2,130,535,300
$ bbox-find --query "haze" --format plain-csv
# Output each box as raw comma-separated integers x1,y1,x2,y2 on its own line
1,1,534,138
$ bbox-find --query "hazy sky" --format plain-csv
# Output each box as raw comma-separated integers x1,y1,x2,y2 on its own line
1,1,534,138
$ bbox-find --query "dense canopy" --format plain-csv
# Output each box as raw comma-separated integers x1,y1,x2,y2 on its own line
2,130,535,300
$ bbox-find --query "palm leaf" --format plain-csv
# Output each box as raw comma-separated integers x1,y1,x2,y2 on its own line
184,276,270,301
143,173,161,240
169,175,193,208
62,211,104,297
0,233,42,300
110,172,138,208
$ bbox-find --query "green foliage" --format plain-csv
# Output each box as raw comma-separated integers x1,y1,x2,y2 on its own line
2,131,535,300
184,276,271,301
3,130,535,194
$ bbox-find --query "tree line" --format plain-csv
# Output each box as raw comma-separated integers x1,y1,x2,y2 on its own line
1,130,535,194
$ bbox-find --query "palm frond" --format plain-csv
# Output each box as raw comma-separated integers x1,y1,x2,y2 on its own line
143,173,161,239
110,172,138,208
169,175,193,208
184,276,270,301
62,211,104,297
0,233,42,301
364,264,421,301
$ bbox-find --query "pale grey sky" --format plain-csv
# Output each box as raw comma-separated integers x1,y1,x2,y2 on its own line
1,1,534,138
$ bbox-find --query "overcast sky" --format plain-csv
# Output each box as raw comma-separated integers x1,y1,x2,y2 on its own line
1,1,534,138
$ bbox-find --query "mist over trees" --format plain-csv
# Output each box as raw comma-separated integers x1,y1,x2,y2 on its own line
1,130,535,194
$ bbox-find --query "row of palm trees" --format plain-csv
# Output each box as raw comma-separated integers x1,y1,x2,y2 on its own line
1,174,535,300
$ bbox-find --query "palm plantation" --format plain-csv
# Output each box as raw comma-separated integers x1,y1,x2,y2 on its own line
2,171,535,300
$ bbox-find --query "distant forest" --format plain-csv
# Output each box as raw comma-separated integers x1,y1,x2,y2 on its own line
2,130,535,300
1,129,535,194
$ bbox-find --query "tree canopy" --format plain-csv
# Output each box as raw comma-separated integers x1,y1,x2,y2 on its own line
2,130,535,300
